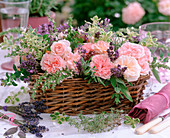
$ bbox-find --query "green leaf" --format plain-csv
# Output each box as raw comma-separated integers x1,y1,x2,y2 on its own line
160,50,163,59
110,76,116,88
5,97,10,103
11,81,17,86
163,57,169,62
15,97,20,102
119,84,133,102
152,68,161,83
54,111,60,116
114,87,121,93
65,117,70,121
116,78,126,86
13,64,17,71
58,121,62,124
52,116,57,120
62,112,65,116
61,118,65,122
50,114,55,117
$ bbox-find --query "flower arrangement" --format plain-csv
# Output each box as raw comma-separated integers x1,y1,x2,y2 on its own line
0,16,170,107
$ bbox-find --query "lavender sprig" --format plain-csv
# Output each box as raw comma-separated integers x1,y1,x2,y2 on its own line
0,100,48,137
107,42,119,62
111,65,127,78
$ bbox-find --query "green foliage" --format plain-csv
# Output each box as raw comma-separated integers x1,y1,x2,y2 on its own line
85,16,113,42
0,28,49,60
124,116,140,128
50,111,70,124
72,0,169,31
110,76,132,104
5,86,29,104
1,64,30,87
31,68,72,99
29,0,68,17
50,108,124,133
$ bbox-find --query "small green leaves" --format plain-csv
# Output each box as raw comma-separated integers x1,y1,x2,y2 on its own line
67,108,124,133
124,116,140,128
50,111,70,124
4,86,29,104
51,109,124,133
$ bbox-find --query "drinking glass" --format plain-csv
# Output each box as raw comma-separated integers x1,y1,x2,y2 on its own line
139,22,170,56
0,0,31,71
139,22,170,96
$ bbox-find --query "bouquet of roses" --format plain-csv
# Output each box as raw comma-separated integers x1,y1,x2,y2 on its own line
0,16,169,104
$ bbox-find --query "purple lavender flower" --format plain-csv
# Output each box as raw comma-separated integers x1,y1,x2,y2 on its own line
76,60,83,74
18,54,38,82
107,42,119,62
56,23,69,33
132,36,140,43
80,23,89,31
111,64,127,78
95,32,101,39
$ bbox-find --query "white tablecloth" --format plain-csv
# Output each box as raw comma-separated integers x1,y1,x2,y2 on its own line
0,49,170,138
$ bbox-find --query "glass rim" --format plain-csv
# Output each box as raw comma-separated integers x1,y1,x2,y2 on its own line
139,22,170,29
0,0,32,4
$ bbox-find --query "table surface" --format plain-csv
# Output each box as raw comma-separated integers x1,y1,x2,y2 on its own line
0,49,170,138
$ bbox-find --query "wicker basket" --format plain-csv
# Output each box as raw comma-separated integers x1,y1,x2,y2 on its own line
28,74,150,115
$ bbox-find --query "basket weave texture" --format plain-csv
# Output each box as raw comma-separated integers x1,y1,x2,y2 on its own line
28,73,150,115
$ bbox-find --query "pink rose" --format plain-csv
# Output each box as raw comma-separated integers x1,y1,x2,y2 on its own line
40,54,66,73
122,2,145,25
119,42,145,59
138,58,150,75
158,0,170,16
51,40,71,56
114,55,141,82
66,51,81,72
142,46,153,63
91,41,110,54
90,54,114,79
82,43,93,53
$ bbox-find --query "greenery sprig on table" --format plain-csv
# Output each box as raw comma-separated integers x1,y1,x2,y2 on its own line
124,116,140,128
5,86,29,105
50,108,124,133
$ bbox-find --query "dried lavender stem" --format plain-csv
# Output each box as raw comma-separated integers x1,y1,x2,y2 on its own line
0,112,22,125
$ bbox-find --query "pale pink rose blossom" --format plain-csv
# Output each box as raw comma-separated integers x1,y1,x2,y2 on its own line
142,46,153,63
66,51,81,72
82,43,93,53
122,2,145,25
90,54,114,79
114,55,141,82
138,58,150,75
92,41,110,54
51,40,71,56
158,0,170,16
118,42,145,59
40,54,66,73
58,39,70,48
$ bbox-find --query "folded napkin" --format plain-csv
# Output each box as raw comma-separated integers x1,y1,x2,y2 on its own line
128,82,170,124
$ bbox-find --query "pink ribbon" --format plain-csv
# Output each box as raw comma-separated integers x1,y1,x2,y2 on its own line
0,113,18,127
